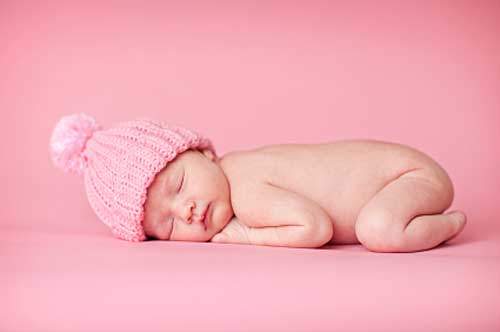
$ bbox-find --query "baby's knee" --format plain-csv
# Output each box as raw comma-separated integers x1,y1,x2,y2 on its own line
355,209,405,252
356,231,406,253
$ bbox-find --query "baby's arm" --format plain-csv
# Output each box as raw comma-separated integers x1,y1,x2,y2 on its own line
211,181,333,248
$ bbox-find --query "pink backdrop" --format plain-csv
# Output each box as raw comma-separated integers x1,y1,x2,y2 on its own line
2,1,500,331
2,2,499,244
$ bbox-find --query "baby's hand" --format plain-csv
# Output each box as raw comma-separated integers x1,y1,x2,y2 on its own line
211,215,331,248
210,216,252,245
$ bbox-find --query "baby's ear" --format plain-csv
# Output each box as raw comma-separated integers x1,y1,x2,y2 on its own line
201,149,217,162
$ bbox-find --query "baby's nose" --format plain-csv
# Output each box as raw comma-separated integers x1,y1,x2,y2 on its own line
179,202,195,224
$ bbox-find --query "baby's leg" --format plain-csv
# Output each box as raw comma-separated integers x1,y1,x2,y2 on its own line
354,168,467,253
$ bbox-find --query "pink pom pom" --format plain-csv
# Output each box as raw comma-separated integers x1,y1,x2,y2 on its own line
50,113,102,176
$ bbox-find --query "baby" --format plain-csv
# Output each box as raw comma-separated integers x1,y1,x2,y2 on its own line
51,114,467,253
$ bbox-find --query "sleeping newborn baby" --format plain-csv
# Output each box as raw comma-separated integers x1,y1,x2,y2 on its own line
51,114,466,253
142,141,466,253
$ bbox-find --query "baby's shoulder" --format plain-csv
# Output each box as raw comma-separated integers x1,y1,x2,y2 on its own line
219,150,270,216
220,149,274,181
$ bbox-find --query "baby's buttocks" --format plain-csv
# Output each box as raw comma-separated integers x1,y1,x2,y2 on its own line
231,139,440,244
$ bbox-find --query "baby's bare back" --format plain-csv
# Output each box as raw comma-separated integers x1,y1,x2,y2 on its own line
226,139,451,244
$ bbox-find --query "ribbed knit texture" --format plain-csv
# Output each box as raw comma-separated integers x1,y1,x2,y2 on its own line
50,114,216,242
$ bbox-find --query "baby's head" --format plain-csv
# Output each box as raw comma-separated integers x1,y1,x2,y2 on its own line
142,147,233,242
50,113,233,242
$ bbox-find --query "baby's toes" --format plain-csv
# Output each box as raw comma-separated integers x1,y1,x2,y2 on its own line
445,210,467,240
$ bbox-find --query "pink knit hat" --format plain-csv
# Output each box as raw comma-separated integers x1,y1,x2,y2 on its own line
49,113,217,242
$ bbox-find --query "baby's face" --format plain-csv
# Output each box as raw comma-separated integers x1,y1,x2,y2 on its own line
143,148,234,241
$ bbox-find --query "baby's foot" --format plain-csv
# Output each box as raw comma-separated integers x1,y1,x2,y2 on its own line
444,210,467,242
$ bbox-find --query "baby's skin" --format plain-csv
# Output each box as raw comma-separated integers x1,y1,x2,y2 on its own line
143,139,467,252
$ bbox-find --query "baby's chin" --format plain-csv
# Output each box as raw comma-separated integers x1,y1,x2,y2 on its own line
206,205,234,240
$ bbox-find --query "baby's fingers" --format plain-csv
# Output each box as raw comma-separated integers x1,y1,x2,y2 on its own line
210,218,252,245
211,233,228,243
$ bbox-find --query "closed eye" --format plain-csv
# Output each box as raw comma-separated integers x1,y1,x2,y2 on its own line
178,171,185,193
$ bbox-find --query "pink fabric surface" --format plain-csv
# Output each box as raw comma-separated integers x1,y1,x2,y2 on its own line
2,228,500,332
1,0,500,331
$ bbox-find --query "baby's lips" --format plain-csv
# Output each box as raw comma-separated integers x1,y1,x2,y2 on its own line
202,203,211,226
